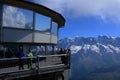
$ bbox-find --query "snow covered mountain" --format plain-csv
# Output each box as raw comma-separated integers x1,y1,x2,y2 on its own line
58,36,120,80
58,36,120,55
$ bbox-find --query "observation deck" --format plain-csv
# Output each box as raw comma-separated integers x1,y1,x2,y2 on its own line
0,54,70,80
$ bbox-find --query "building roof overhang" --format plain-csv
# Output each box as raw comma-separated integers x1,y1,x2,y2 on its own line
0,0,65,28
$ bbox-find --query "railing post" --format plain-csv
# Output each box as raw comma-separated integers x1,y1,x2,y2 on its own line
68,52,71,69
37,56,40,74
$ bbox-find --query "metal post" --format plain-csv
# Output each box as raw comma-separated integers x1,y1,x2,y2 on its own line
68,52,71,69
3,47,5,58
37,56,40,74
45,44,47,55
0,3,3,43
32,12,35,42
52,45,54,55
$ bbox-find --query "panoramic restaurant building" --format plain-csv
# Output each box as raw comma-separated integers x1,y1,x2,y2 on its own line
0,0,70,80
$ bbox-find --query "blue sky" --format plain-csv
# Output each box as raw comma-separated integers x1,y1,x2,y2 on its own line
27,0,120,39
59,16,120,39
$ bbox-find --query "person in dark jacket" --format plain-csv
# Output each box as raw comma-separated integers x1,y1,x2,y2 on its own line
18,51,24,70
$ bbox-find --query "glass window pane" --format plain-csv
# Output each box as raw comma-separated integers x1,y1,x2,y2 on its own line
35,13,51,32
0,45,21,58
0,45,4,58
3,5,33,29
52,21,58,35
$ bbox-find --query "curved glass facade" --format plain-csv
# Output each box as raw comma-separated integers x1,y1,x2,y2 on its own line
2,5,58,34
1,4,59,44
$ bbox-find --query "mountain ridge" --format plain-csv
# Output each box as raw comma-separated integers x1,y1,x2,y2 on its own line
58,36,120,80
58,36,120,55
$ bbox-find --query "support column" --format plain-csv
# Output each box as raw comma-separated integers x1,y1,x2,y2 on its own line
52,45,54,55
32,12,35,42
45,44,47,55
0,3,3,43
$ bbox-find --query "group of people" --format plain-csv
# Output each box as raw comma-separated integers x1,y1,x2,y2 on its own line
18,49,33,70
18,48,71,70
57,48,71,65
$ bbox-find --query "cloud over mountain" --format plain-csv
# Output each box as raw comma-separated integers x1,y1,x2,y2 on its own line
36,0,120,23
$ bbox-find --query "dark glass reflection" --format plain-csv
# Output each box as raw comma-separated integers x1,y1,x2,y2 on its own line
35,13,51,32
0,45,21,58
52,22,58,35
3,5,33,29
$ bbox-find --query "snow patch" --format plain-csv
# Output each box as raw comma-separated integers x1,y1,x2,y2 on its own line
70,45,82,54
91,45,100,53
102,45,113,53
108,44,120,53
83,44,90,52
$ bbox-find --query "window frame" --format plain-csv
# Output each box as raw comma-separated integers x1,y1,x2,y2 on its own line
51,21,58,36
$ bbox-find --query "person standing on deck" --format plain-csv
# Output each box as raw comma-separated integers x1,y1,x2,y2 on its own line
27,49,33,69
18,49,24,70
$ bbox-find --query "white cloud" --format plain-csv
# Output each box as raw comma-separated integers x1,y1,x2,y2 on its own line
37,0,120,23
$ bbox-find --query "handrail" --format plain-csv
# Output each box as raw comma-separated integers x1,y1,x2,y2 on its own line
0,54,70,75
37,54,68,57
0,57,36,61
0,54,68,61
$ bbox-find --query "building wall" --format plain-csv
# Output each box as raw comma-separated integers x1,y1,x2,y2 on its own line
34,32,50,43
51,35,58,44
3,28,33,43
3,28,58,44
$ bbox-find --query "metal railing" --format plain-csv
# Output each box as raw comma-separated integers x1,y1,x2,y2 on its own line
0,54,70,75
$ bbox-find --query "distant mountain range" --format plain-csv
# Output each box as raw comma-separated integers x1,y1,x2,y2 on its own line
58,36,120,80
